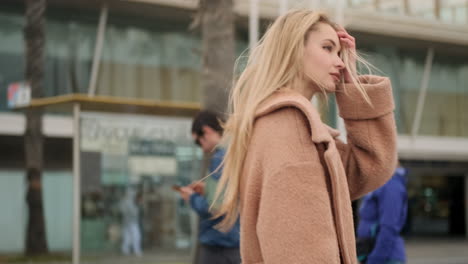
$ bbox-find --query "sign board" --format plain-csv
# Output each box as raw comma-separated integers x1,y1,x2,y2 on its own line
80,112,195,184
8,82,31,108
81,112,193,154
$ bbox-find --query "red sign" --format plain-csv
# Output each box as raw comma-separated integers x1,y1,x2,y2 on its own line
8,82,31,108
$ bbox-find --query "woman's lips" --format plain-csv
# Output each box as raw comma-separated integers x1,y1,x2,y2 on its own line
330,73,340,82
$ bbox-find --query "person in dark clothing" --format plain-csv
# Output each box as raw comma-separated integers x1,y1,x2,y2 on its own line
357,166,408,264
178,110,240,264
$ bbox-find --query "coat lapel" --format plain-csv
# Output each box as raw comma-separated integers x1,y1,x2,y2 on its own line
255,90,357,264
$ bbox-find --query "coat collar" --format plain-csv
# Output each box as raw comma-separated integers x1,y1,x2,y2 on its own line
255,90,340,144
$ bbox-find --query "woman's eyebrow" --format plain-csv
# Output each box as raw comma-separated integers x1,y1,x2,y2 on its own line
324,39,336,46
323,39,341,50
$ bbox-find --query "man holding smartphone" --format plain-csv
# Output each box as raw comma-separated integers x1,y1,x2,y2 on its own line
178,110,240,264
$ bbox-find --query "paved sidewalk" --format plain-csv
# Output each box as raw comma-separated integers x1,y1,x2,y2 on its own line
3,239,468,264
86,255,190,264
85,239,468,264
0,250,192,264
407,238,468,264
79,250,192,264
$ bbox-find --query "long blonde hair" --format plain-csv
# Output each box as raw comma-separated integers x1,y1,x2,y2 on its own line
213,9,373,230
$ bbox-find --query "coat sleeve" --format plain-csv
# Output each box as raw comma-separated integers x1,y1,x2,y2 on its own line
256,162,341,264
334,75,398,200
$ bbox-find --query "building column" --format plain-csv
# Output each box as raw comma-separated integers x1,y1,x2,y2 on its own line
335,0,346,142
411,47,434,138
88,4,108,97
249,0,259,50
72,103,81,264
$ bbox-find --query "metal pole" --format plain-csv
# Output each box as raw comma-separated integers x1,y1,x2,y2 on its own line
335,0,345,24
72,103,81,264
336,108,346,142
403,0,411,15
279,0,288,15
312,96,318,108
335,0,346,141
434,0,441,20
309,0,320,9
87,4,108,97
411,48,434,138
249,0,259,50
373,0,380,11
452,6,457,24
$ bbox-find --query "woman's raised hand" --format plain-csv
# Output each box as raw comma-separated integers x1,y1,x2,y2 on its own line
337,29,356,83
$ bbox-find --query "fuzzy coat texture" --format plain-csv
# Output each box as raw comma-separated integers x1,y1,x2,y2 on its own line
239,75,397,264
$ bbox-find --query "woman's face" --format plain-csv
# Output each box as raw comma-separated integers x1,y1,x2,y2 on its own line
303,22,345,92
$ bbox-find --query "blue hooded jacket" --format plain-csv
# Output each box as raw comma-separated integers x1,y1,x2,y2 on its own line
357,167,408,264
189,148,240,248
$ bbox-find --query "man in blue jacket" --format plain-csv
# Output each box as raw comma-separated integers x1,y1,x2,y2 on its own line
179,110,240,264
357,166,408,264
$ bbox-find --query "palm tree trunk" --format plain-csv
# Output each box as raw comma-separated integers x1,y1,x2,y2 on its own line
24,0,48,255
192,1,235,263
199,0,235,117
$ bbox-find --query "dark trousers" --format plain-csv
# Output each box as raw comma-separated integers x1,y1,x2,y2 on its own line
197,244,241,264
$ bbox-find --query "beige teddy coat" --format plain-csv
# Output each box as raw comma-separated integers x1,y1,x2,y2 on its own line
239,75,397,264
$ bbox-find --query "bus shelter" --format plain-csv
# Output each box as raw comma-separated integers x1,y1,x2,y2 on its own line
17,94,202,264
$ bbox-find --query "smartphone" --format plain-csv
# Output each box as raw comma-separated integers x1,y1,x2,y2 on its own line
172,184,182,192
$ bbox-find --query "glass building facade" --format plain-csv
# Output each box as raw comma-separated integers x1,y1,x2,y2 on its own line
0,9,200,109
0,3,247,256
0,6,210,255
360,45,468,137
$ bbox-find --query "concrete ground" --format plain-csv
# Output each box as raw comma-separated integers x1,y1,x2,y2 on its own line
4,239,468,264
88,239,468,264
406,238,468,264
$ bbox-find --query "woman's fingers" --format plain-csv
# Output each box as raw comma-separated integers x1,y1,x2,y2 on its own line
337,29,354,39
337,31,355,49
340,38,354,48
336,30,357,83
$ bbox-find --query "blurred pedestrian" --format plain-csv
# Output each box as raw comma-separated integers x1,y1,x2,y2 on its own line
356,165,408,264
211,9,397,264
177,110,240,264
120,188,142,257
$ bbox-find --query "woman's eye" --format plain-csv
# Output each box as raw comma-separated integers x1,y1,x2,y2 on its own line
323,46,333,52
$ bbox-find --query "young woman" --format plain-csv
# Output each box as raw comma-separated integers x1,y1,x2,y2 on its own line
214,9,397,264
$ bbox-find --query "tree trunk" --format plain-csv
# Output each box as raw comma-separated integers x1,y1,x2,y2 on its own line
192,1,235,263
24,0,48,255
199,0,235,117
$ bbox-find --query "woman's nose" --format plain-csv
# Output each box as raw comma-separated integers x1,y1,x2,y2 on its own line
335,57,345,70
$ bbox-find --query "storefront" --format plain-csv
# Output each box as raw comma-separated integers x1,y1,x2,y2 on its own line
402,160,467,238
79,111,202,253
10,94,202,263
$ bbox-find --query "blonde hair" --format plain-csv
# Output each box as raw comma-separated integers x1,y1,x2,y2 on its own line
212,9,374,230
